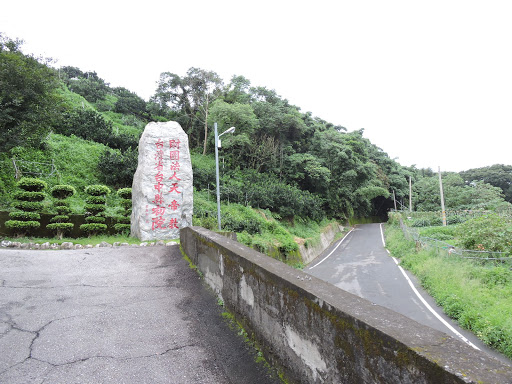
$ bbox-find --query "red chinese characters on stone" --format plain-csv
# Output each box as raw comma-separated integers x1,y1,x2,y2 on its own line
149,137,182,231
169,150,179,161
169,200,180,211
152,194,164,206
151,215,166,230
170,161,180,171
169,139,180,149
169,172,180,181
152,206,166,217
168,218,179,229
168,183,181,194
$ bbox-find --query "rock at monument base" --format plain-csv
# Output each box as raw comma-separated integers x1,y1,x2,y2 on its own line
131,121,193,241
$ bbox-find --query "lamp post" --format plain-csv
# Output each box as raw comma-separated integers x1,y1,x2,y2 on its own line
214,122,235,231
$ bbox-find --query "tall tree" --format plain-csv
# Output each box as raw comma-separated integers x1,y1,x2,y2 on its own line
151,67,223,151
0,34,60,152
461,164,512,203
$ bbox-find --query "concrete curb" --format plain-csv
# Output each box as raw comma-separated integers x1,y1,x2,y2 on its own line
0,240,179,250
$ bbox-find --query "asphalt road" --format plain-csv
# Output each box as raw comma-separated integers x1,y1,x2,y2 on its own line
0,245,281,384
304,223,512,365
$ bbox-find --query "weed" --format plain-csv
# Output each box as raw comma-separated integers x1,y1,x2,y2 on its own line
385,224,512,359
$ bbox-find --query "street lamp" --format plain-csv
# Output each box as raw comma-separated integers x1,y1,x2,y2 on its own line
214,122,235,231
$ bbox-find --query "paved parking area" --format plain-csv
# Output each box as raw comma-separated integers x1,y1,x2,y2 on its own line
0,245,280,384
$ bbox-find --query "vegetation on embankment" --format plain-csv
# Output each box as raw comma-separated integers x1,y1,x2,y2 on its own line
384,219,512,359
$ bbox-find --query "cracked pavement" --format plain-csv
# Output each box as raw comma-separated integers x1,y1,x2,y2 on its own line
0,245,280,384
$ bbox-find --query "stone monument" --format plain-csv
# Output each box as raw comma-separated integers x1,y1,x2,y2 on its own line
131,121,193,241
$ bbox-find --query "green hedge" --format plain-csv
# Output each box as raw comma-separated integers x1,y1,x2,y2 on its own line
13,191,46,202
12,201,44,212
80,223,107,234
17,177,47,192
86,195,107,205
117,188,132,199
55,205,72,215
84,203,107,215
50,215,71,223
85,216,106,223
8,211,40,221
50,185,77,199
84,184,111,196
5,220,40,230
46,223,74,233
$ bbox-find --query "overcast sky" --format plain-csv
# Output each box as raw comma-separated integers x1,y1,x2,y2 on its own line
2,0,511,172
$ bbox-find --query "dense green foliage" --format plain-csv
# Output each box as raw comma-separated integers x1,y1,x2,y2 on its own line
0,35,62,152
461,164,512,203
152,71,412,220
455,213,512,252
410,171,511,213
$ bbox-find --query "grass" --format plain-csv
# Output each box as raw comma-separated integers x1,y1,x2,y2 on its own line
418,225,458,241
385,223,512,359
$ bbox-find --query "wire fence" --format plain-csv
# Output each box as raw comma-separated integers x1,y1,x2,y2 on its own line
398,218,512,267
402,208,512,223
12,158,59,180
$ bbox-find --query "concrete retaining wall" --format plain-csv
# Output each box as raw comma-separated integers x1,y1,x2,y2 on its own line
180,226,512,384
298,223,345,264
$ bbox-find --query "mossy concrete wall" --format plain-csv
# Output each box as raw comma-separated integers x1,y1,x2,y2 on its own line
180,226,512,384
298,223,345,264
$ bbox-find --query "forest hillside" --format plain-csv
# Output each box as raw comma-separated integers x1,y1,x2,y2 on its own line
1,34,511,226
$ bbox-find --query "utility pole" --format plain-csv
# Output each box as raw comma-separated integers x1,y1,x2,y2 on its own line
393,190,397,211
409,176,412,212
438,166,447,226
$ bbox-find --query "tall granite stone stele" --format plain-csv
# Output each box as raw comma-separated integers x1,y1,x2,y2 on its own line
131,121,193,241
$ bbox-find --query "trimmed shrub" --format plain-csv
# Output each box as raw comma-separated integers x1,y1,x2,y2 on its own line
8,211,40,221
85,195,106,205
17,177,47,192
117,188,132,199
84,204,107,215
50,215,71,223
6,177,46,236
13,191,46,202
80,222,108,234
85,216,106,223
5,220,40,231
114,223,131,233
80,184,110,236
46,223,74,233
47,184,76,239
55,205,72,215
84,184,111,196
50,185,76,200
115,187,132,235
12,201,44,212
